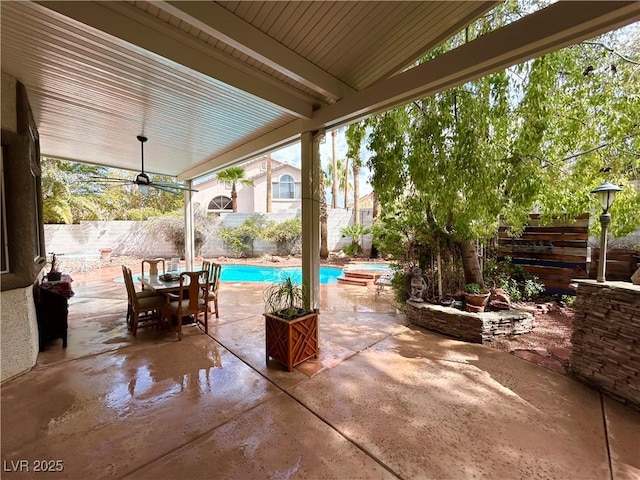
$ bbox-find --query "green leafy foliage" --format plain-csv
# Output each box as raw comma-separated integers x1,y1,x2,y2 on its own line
354,10,640,286
340,223,372,255
219,215,265,257
484,257,545,302
263,275,308,320
41,157,184,223
464,283,483,295
216,167,254,213
260,218,302,256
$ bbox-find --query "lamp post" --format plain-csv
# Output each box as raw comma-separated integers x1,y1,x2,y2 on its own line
591,181,622,283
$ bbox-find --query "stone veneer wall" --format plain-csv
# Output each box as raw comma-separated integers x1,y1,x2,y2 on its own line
405,302,533,344
570,280,640,410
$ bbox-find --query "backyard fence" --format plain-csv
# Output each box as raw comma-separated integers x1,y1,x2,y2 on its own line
588,248,640,282
498,214,589,295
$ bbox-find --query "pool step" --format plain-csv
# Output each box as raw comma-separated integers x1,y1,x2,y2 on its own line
337,275,372,286
337,270,378,287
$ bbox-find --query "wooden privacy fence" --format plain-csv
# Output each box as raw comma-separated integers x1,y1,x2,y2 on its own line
589,248,640,282
498,214,589,295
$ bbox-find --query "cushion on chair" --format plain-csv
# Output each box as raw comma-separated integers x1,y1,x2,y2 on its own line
138,295,168,310
168,298,207,314
136,290,157,299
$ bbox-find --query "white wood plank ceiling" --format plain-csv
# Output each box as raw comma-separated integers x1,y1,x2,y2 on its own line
1,1,638,181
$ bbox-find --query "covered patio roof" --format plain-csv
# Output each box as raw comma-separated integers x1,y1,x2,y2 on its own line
2,1,638,181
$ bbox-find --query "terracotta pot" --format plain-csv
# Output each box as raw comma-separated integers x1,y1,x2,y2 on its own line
464,292,489,312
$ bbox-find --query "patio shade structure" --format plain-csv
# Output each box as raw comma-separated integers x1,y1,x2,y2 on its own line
1,1,639,306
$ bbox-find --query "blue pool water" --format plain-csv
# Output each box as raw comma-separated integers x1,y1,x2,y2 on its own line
221,265,341,284
118,265,342,284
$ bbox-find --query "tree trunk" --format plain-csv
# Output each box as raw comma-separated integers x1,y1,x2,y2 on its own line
231,184,238,213
458,240,484,287
320,171,329,259
331,130,338,209
343,158,349,209
266,154,272,213
369,191,380,259
353,162,360,225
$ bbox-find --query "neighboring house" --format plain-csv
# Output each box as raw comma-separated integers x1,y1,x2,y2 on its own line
192,156,302,214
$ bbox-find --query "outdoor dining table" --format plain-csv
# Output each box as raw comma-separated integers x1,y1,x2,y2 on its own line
138,274,190,295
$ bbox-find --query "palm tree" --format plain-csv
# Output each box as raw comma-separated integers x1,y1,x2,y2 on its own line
41,158,105,223
326,159,351,209
331,129,338,209
320,169,329,259
216,166,254,213
346,123,366,222
265,155,272,213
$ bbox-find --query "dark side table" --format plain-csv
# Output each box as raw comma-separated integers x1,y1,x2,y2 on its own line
36,275,74,351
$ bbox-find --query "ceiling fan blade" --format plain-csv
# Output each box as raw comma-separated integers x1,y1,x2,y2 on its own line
152,182,199,192
149,183,184,195
86,177,132,183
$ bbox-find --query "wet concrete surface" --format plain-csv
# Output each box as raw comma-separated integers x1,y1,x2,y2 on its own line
2,264,638,479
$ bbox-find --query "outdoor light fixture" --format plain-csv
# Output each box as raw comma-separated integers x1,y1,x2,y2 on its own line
591,181,622,282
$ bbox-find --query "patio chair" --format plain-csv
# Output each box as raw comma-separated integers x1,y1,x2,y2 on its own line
167,270,210,340
141,258,166,276
375,272,394,298
141,258,166,289
122,265,168,336
202,262,221,317
123,265,157,319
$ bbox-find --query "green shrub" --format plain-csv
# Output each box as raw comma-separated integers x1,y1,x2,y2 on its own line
219,215,265,257
391,269,409,304
484,257,546,302
464,283,482,294
260,218,302,255
340,224,371,255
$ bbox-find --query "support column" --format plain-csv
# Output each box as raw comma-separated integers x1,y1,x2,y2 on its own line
301,130,324,311
184,180,195,271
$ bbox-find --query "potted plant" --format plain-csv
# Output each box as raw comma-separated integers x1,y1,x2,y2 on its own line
46,253,62,282
463,283,490,313
263,276,319,372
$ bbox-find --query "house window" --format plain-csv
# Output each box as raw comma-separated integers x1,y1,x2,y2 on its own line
208,195,232,211
272,174,301,200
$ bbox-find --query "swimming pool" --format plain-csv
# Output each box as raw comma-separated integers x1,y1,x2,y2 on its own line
117,265,342,284
221,265,341,284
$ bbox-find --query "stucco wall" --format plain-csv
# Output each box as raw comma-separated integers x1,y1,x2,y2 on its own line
44,209,361,260
0,286,39,382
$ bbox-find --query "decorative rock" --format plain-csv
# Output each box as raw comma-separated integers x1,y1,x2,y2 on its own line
405,302,533,344
632,266,640,285
571,280,640,411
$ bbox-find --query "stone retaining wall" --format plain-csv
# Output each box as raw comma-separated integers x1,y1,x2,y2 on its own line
405,302,533,344
570,280,640,410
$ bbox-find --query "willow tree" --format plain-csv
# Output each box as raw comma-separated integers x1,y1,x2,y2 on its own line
358,9,639,287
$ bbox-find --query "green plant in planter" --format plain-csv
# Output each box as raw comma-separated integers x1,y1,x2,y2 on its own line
263,276,309,320
263,275,319,372
464,283,483,295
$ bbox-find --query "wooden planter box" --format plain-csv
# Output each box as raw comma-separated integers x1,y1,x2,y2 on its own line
264,311,319,372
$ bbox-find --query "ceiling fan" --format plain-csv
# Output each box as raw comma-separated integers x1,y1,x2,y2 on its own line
90,135,198,195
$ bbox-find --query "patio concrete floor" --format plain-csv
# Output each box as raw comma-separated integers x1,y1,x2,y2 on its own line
2,264,639,479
